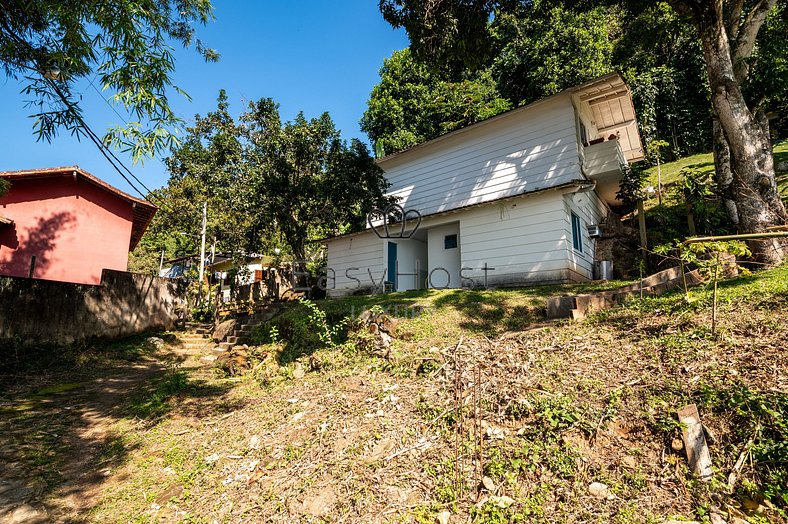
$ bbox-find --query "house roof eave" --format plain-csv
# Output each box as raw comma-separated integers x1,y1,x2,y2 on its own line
319,180,584,245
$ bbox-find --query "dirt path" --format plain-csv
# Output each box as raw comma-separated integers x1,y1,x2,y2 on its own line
0,335,212,523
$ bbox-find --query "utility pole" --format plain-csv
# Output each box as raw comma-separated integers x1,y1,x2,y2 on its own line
198,201,207,304
159,249,165,275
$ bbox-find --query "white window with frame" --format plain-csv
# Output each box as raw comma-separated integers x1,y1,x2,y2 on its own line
570,212,583,253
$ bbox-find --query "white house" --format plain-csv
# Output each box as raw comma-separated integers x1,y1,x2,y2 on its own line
324,73,644,297
209,254,275,302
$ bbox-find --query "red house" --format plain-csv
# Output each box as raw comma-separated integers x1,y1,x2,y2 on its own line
0,166,157,285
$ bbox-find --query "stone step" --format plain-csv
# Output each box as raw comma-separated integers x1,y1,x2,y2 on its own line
231,327,255,338
181,334,208,340
185,322,213,331
181,343,211,350
218,342,233,351
547,269,702,320
226,336,238,344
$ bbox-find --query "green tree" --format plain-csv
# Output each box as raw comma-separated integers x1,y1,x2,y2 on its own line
379,0,788,264
742,2,788,134
0,0,218,162
133,93,394,272
243,100,394,260
614,3,712,157
361,48,510,156
490,3,616,106
130,91,263,274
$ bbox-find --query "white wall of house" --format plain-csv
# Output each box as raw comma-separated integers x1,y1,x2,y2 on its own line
563,190,608,281
457,190,577,287
426,223,461,289
326,231,385,295
378,95,580,217
325,187,612,296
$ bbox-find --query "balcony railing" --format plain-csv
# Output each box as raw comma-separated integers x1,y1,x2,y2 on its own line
583,139,627,179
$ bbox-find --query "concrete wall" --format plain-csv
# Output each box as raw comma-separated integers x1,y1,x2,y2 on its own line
0,269,186,345
0,176,135,284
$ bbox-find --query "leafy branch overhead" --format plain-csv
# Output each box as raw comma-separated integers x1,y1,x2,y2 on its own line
0,0,219,162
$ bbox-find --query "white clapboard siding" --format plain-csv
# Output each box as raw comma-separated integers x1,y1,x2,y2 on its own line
456,191,575,286
325,188,611,295
326,232,384,297
562,191,608,280
379,96,581,217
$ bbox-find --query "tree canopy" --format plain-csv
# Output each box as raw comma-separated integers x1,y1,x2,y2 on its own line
378,0,788,261
490,3,616,106
368,2,721,158
0,0,218,162
131,92,392,273
361,49,510,157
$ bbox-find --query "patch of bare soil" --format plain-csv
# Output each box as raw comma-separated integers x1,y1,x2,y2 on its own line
84,302,786,523
0,334,215,523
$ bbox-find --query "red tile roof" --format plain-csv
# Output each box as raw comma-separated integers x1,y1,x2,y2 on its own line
0,166,157,250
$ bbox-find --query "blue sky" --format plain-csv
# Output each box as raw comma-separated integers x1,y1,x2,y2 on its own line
0,1,408,197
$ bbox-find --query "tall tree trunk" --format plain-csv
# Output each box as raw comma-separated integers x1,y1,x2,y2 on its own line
712,116,739,225
698,10,788,265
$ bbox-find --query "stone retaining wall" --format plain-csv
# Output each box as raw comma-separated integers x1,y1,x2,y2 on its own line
0,269,187,345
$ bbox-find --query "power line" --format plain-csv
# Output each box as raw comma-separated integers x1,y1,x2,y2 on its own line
0,20,157,203
84,76,200,216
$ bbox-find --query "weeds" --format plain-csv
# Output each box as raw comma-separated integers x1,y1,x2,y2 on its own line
128,361,189,419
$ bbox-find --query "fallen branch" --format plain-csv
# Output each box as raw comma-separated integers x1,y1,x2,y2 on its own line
385,439,432,461
728,429,757,491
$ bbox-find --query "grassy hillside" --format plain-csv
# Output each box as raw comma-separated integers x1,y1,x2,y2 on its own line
641,139,788,200
631,140,788,248
17,264,775,523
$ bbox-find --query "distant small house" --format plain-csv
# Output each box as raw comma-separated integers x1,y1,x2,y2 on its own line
159,254,201,279
0,166,157,285
324,73,644,296
209,254,275,302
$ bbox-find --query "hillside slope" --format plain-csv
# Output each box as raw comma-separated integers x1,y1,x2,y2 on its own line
73,266,788,523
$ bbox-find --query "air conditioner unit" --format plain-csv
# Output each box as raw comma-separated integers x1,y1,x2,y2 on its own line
586,224,604,238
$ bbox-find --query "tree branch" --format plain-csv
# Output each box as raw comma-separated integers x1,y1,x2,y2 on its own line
727,0,746,39
732,0,778,83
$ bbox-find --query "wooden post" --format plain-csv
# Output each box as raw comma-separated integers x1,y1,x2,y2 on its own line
198,201,207,305
636,198,648,270
712,251,720,335
677,404,713,481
